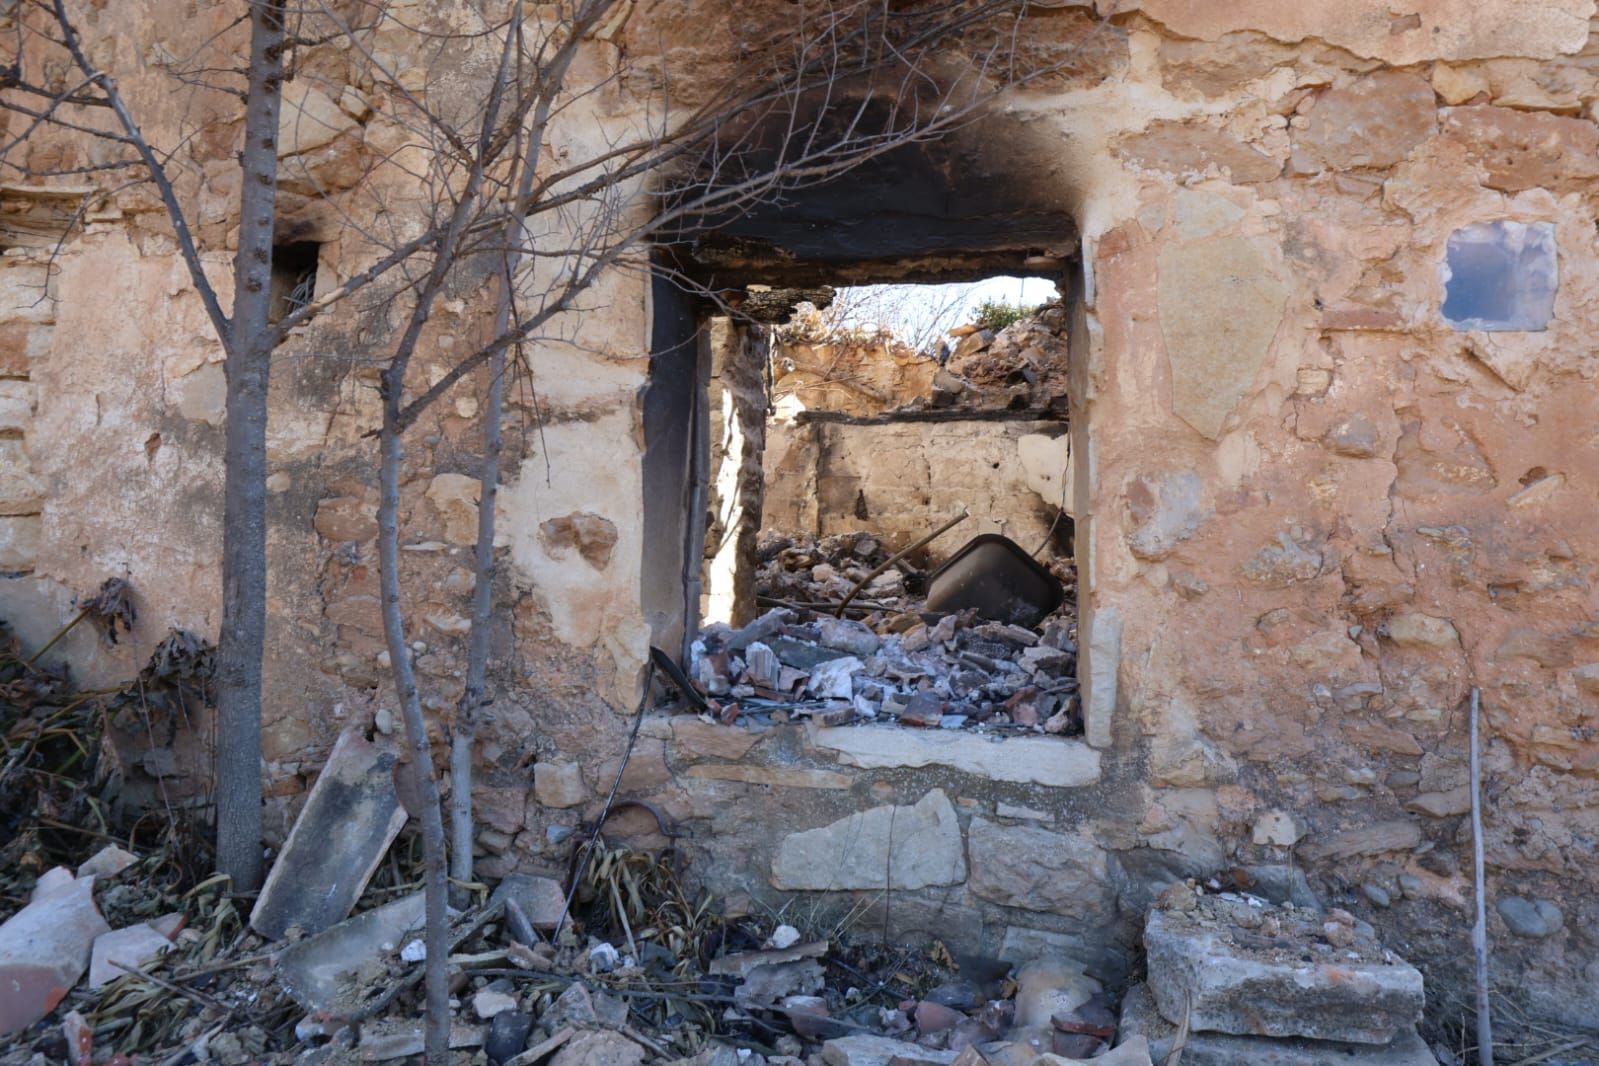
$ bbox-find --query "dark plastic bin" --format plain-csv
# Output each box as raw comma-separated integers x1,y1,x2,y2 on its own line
924,533,1064,627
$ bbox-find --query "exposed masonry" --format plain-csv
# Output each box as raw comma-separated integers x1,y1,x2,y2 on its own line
6,0,1599,1038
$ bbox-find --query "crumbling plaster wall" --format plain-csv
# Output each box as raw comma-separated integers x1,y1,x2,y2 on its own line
763,418,1069,552
1059,0,1599,1029
5,0,1599,1031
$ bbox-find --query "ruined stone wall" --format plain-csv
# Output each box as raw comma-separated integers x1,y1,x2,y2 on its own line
6,0,1599,1035
1066,0,1599,1030
762,418,1069,552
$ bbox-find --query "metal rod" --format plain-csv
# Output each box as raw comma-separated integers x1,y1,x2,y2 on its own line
1470,685,1494,1066
834,509,969,618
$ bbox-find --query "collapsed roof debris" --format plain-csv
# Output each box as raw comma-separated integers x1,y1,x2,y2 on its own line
691,531,1079,735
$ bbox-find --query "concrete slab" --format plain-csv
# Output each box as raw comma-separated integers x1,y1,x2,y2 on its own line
276,893,426,1013
250,728,408,941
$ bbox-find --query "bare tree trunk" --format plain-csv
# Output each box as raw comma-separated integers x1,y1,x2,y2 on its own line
450,8,555,905
377,397,451,1063
216,0,287,895
448,331,504,908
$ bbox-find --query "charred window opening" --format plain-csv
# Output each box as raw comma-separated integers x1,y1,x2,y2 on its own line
270,241,320,323
642,100,1095,744
684,275,1082,737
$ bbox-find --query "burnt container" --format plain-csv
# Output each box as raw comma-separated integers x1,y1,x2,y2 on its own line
924,533,1063,628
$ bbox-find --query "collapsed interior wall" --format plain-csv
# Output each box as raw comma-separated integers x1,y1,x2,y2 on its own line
757,307,1074,556
6,0,1599,1036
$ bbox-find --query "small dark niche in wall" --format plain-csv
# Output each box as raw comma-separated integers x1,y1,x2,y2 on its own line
270,241,320,322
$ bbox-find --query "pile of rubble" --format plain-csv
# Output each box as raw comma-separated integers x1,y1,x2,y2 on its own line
1,708,1140,1066
1120,884,1439,1065
691,532,1079,735
928,305,1070,414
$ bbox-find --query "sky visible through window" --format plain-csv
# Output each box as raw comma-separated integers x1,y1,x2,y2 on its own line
821,276,1058,350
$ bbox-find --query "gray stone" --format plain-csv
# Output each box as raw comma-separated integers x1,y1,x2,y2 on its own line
817,617,881,657
1240,532,1324,588
1496,896,1564,939
545,981,628,1030
1237,865,1321,909
966,819,1113,919
1144,909,1424,1044
489,874,567,931
251,729,408,941
1119,984,1438,1066
811,726,1100,787
771,789,966,891
999,926,1100,967
770,636,852,671
820,1034,957,1066
1299,819,1421,862
276,893,427,1013
548,1029,645,1066
355,1020,481,1061
1083,606,1121,748
1157,235,1288,440
1413,789,1471,824
1126,470,1208,560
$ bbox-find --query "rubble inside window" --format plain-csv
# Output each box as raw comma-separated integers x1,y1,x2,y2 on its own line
689,282,1080,737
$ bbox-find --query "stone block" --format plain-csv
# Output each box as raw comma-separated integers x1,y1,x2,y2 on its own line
0,265,54,325
0,439,41,515
1496,896,1563,939
533,762,587,808
1440,105,1599,193
685,763,853,789
426,472,482,544
0,379,31,432
1116,121,1280,183
489,874,567,930
0,515,40,570
820,1035,956,1066
0,322,51,377
278,83,359,156
313,496,378,542
250,729,409,941
1144,909,1424,1044
966,819,1114,919
1119,983,1439,1066
1291,72,1436,171
771,788,965,891
811,726,1100,787
669,716,763,760
1157,235,1287,440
